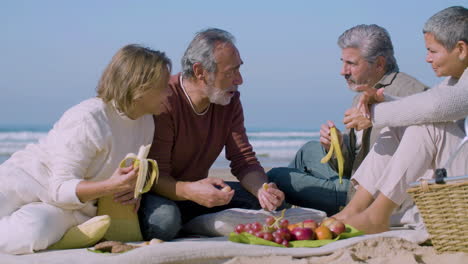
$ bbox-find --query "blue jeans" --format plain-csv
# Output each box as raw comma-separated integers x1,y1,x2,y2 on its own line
267,140,349,216
138,182,261,240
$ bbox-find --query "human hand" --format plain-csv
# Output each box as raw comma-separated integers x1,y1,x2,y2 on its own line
355,85,385,118
319,121,343,150
113,191,141,213
257,183,285,211
183,178,234,208
108,166,139,194
106,166,140,211
343,107,372,130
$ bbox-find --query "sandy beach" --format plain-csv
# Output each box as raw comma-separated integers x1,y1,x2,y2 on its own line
208,167,468,264
209,167,273,181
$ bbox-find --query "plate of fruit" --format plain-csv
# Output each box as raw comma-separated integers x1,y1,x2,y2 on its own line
229,210,363,248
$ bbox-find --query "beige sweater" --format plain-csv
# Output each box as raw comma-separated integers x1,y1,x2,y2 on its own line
372,68,468,129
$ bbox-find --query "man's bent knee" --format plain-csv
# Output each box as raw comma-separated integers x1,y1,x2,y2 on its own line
139,193,182,241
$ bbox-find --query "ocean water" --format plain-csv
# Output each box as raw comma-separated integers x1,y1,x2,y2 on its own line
0,125,320,168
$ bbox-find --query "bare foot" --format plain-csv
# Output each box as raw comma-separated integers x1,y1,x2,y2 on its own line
334,184,374,221
333,203,368,221
343,211,390,234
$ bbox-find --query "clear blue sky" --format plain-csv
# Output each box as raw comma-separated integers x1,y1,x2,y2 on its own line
1,0,466,130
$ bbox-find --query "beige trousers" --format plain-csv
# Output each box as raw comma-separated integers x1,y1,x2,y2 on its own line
352,121,467,227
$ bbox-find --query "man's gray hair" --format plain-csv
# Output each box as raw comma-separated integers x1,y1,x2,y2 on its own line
423,6,468,51
181,28,236,78
337,24,399,73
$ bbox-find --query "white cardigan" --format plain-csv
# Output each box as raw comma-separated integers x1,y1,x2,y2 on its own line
372,68,468,129
6,98,154,210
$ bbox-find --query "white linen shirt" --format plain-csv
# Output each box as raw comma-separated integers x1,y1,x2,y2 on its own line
5,98,154,210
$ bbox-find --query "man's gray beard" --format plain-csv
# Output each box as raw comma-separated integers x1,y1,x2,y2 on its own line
347,79,373,93
348,83,360,92
207,84,232,106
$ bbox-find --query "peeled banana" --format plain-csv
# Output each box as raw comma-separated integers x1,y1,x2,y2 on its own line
320,127,345,184
119,144,159,198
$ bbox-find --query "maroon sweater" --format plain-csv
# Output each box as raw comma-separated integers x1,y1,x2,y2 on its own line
148,73,264,182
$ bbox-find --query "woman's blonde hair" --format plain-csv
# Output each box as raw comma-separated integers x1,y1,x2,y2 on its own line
97,44,172,116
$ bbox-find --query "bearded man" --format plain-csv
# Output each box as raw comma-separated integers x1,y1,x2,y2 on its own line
267,24,427,216
139,28,285,240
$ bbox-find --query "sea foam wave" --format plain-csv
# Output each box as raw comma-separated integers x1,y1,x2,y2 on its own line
247,131,319,138
0,130,320,166
0,132,46,141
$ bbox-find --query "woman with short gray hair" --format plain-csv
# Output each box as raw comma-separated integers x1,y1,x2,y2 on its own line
336,6,468,234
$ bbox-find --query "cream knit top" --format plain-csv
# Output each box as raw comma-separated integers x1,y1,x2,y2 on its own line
372,68,468,129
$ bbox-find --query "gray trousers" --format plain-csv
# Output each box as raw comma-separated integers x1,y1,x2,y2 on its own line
267,140,349,216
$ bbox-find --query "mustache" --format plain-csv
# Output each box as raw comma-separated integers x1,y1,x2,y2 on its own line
344,75,355,83
227,86,238,93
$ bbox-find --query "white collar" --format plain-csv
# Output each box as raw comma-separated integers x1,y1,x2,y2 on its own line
179,75,210,116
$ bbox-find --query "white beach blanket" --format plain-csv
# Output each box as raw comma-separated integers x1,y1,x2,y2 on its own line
0,207,430,264
0,229,429,264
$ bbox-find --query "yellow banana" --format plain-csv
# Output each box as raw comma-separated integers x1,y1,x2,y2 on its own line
320,139,334,163
119,144,159,198
320,127,345,184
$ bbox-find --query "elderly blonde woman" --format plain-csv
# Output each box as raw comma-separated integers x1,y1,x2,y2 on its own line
334,6,468,234
0,44,171,254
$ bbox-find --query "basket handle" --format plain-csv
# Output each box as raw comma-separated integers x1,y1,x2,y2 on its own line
414,169,446,192
408,172,468,188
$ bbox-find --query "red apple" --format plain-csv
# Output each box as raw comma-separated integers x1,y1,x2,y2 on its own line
328,220,346,236
291,227,314,241
320,217,336,228
302,219,318,230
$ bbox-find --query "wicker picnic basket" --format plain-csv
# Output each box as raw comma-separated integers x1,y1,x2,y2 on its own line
407,169,468,253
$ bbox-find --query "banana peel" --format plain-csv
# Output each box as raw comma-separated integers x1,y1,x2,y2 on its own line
97,144,159,242
119,144,159,198
320,127,345,184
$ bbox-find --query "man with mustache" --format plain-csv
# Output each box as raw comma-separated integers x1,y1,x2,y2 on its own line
267,24,427,216
139,28,285,240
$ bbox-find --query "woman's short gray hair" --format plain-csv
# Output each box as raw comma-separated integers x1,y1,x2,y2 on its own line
337,24,399,73
181,28,236,78
423,6,468,51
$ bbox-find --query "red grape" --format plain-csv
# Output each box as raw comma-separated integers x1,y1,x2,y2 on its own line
274,237,283,244
277,228,291,241
251,222,262,232
262,232,273,241
235,224,245,234
279,219,289,229
255,231,264,238
265,216,275,226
